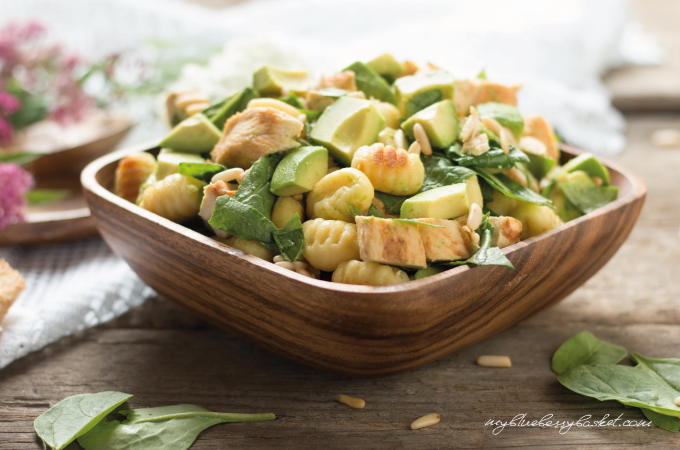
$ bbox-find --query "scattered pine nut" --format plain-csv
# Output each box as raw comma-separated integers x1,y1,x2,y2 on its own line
394,129,406,150
212,168,245,184
500,129,510,154
467,203,483,231
675,396,680,406
413,123,432,156
275,261,296,270
292,193,304,201
273,255,286,263
337,395,365,409
477,355,512,368
408,141,421,155
293,261,308,269
411,413,440,430
295,267,313,278
591,176,603,187
236,168,250,184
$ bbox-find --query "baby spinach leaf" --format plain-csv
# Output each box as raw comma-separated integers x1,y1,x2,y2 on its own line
479,178,495,206
236,153,283,219
442,214,514,269
557,364,680,417
420,155,477,192
474,168,553,208
343,61,396,105
551,331,627,375
405,89,442,118
454,146,530,170
560,183,618,215
272,213,305,262
374,191,409,215
632,353,680,391
0,151,43,165
178,162,226,183
641,408,680,432
26,189,71,206
34,391,132,450
78,404,275,450
278,92,305,109
206,87,258,130
367,203,386,218
209,195,278,252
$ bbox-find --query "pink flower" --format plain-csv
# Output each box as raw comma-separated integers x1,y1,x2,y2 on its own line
0,163,34,229
0,90,20,144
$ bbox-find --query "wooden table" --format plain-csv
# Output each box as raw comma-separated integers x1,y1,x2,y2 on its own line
2,115,679,448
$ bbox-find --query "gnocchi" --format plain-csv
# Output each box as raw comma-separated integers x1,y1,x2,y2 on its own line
114,153,157,203
306,168,374,222
302,219,361,272
139,173,203,223
351,143,424,195
332,260,409,286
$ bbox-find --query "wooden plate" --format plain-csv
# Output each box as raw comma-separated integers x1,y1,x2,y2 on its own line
82,143,646,378
0,115,133,246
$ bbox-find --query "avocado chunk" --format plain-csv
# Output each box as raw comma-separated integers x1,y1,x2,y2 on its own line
394,71,455,117
253,66,310,97
309,96,385,166
156,149,206,180
465,175,484,208
560,153,611,185
271,146,328,196
365,53,404,81
306,88,347,113
412,265,446,280
203,88,257,130
158,113,222,154
401,100,459,148
401,184,470,219
343,62,396,105
476,102,524,140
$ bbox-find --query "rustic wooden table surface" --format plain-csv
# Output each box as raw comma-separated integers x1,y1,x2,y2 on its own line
2,1,680,448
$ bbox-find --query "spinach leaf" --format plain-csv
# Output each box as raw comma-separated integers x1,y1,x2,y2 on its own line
209,195,278,252
301,109,320,121
374,191,409,215
236,153,283,219
78,404,275,450
641,408,680,432
474,168,553,208
26,189,71,206
272,213,305,261
557,364,680,417
421,155,477,192
343,61,396,105
405,90,442,118
367,203,386,218
551,331,627,375
205,87,257,130
454,146,529,170
278,92,305,109
34,391,132,450
178,162,226,183
560,183,618,215
0,151,43,165
479,177,495,206
442,214,514,269
632,353,680,391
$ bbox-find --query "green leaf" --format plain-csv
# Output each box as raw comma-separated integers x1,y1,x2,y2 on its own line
278,92,305,109
0,151,43,165
178,162,226,183
551,331,627,375
560,183,618,215
475,168,553,208
420,155,477,192
26,189,71,206
209,195,278,252
641,408,680,432
373,191,409,215
557,364,680,417
454,146,530,170
343,61,397,105
477,69,487,80
442,214,514,269
632,353,680,391
78,404,275,450
205,88,258,130
235,153,283,219
367,203,386,218
272,213,305,262
405,89,443,118
34,391,132,450
301,109,320,121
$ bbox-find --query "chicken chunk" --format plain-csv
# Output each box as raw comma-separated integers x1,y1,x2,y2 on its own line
0,259,25,324
522,114,559,160
355,216,427,269
199,180,237,238
319,70,357,91
454,79,521,118
416,218,476,262
211,107,303,169
488,217,522,249
461,107,490,156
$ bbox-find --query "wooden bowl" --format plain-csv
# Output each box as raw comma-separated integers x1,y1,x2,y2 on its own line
82,143,646,378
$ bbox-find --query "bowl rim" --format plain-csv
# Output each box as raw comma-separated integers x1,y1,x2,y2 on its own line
82,141,646,294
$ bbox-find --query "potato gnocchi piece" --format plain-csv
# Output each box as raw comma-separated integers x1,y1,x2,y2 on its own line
224,236,274,262
351,144,424,196
332,260,409,286
511,203,563,239
372,100,401,129
302,219,361,272
306,168,374,222
271,196,306,228
139,173,203,223
114,153,157,203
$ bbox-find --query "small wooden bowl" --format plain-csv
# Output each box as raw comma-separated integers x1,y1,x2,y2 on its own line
82,143,646,378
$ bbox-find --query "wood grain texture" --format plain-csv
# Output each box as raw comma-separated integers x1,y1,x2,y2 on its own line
80,144,646,378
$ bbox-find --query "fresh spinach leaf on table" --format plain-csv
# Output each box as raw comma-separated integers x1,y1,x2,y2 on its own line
642,409,680,432
178,162,226,183
34,391,132,450
441,214,514,269
77,404,275,450
551,330,627,375
272,213,305,262
560,182,618,215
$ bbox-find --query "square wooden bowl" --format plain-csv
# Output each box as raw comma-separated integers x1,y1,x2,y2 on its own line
82,143,645,378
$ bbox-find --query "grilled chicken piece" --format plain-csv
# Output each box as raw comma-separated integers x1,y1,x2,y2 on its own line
320,70,357,91
522,114,559,160
199,180,237,238
355,216,427,269
488,217,522,249
454,79,521,118
211,107,303,169
416,218,476,262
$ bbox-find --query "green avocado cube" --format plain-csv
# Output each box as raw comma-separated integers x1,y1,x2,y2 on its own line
394,71,455,117
476,102,524,141
158,113,222,154
365,53,404,79
270,146,328,196
465,175,484,208
400,184,470,219
309,97,385,166
560,153,611,186
401,100,459,148
343,62,396,105
253,66,310,97
156,149,206,180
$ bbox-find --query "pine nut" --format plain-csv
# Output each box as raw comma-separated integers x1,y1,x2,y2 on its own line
212,168,245,184
275,261,296,270
467,203,483,231
394,129,406,150
592,176,603,187
296,267,313,278
236,168,250,184
477,355,512,368
185,101,210,116
411,413,440,430
500,129,510,154
273,255,286,263
292,193,304,201
337,395,365,409
293,261,308,269
297,113,307,124
408,141,421,155
247,98,301,117
175,93,210,108
675,396,680,406
413,123,432,156
481,117,502,137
